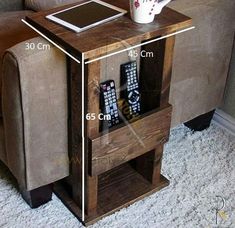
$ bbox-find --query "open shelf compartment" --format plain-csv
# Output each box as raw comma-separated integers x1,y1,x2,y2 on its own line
97,163,169,215
54,155,169,226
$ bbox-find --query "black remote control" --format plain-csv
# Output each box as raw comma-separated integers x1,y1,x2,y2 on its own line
100,80,120,129
121,61,140,120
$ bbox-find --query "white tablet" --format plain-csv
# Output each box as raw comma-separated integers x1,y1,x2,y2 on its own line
46,0,127,33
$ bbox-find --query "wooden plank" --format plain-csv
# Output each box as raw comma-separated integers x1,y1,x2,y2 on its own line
53,181,84,225
85,61,101,215
85,176,98,216
139,38,165,112
135,144,165,186
68,58,83,208
69,59,100,216
26,0,192,59
160,36,176,106
86,61,101,136
54,164,169,226
68,59,100,215
139,36,175,111
151,145,165,185
90,105,172,176
97,163,168,216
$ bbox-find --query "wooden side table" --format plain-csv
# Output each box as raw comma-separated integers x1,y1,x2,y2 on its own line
26,0,192,225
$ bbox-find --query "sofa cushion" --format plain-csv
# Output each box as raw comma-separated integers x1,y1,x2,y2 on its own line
0,0,23,12
168,0,235,126
25,0,79,11
0,10,36,117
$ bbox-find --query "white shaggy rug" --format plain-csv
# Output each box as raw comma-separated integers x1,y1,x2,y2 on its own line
0,123,234,228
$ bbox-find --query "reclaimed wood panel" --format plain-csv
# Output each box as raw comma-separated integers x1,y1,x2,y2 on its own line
140,38,165,112
85,61,101,215
54,164,169,226
26,0,192,59
160,36,176,106
135,144,165,186
26,1,193,223
68,58,83,208
89,104,172,176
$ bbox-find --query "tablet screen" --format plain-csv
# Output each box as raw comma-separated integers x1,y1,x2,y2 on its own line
52,1,122,29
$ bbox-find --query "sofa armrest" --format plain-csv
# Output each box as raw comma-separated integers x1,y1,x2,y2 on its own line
25,0,79,11
168,0,235,127
0,0,24,12
2,37,69,191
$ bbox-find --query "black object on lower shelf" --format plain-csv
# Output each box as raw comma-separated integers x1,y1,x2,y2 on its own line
184,109,215,131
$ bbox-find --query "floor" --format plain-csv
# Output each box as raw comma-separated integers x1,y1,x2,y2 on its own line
0,123,234,228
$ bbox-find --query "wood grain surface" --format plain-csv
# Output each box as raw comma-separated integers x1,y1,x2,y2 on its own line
89,104,172,176
26,0,192,59
26,1,192,223
54,164,169,226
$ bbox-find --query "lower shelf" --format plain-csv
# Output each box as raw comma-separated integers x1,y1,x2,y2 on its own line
97,163,169,216
54,163,169,226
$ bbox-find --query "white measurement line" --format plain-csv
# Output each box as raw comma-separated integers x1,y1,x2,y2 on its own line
21,19,81,64
85,26,195,64
81,53,85,222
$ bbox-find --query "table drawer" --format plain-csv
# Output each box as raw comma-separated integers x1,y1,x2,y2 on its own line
89,104,172,176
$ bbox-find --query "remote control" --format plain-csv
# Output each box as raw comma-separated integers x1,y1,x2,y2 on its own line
100,80,120,129
121,61,140,120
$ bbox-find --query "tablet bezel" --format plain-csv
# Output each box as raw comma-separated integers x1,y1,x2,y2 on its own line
46,0,127,33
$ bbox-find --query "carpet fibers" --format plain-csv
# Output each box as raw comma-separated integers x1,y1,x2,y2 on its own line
0,124,234,228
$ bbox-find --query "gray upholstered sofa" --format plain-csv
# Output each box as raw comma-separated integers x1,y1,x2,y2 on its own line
0,0,234,207
0,0,74,207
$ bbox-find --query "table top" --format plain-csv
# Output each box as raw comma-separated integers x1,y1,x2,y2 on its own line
26,0,192,60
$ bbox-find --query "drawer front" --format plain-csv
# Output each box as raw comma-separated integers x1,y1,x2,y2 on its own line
89,104,172,176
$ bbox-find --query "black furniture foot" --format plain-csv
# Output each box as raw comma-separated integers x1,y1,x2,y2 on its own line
184,110,215,131
20,184,53,208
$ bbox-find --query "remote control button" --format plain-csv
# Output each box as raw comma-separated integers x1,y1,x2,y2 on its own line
106,106,110,113
113,103,118,110
134,90,139,94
